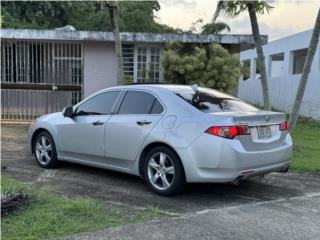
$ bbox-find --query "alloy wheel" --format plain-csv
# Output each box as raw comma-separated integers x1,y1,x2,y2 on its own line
35,135,52,165
147,152,175,191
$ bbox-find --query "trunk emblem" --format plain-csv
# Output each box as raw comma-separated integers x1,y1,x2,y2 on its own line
265,116,271,122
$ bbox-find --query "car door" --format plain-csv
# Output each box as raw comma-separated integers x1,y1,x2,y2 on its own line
57,91,121,160
105,90,165,168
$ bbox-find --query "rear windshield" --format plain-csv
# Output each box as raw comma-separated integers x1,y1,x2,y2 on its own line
175,89,258,113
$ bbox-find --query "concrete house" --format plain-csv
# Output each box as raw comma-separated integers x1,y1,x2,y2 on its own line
238,30,320,119
1,28,267,121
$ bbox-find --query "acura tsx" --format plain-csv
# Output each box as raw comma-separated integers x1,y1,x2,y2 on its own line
28,84,292,195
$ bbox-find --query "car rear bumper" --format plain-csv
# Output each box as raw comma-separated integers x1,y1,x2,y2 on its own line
177,133,293,183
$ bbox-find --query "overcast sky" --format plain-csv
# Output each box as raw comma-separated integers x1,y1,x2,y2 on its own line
156,0,320,41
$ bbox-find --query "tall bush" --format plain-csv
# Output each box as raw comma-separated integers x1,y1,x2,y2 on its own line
161,43,241,92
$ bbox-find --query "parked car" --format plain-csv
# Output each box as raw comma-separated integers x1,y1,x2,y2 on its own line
28,84,292,196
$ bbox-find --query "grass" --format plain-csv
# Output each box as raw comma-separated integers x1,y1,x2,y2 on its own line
291,117,320,172
1,176,167,240
253,104,320,172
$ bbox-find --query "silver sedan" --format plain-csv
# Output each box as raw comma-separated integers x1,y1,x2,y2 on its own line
28,84,292,195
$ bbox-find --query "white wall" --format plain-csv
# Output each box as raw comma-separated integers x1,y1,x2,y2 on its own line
239,30,320,119
83,42,117,97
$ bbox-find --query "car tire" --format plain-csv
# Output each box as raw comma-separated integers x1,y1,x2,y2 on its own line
143,146,186,196
33,131,59,168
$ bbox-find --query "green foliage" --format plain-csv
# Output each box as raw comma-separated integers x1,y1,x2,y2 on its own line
1,1,177,33
201,21,230,34
161,43,241,92
213,0,274,21
122,75,133,85
187,18,230,34
290,118,320,172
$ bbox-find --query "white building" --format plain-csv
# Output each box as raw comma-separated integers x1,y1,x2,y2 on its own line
238,30,320,119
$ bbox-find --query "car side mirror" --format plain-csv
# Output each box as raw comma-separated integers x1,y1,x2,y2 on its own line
62,106,74,118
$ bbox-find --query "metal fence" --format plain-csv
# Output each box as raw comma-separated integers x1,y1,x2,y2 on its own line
1,39,83,120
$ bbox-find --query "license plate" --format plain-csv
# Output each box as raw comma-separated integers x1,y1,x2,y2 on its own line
257,126,272,139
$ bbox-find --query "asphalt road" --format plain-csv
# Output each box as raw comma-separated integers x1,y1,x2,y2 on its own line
2,124,320,240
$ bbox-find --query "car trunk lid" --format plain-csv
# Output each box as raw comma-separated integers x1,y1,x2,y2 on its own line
210,111,288,151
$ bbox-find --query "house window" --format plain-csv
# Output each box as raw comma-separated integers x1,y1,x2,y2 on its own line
269,53,285,78
150,47,161,83
53,42,82,85
72,91,82,105
120,45,162,83
1,41,28,83
71,64,82,86
242,60,251,80
136,47,148,82
1,42,13,82
254,58,261,79
291,48,307,74
133,46,162,83
16,42,28,83
122,44,134,78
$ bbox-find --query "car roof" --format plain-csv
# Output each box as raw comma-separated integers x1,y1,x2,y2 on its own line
107,84,194,92
105,84,236,100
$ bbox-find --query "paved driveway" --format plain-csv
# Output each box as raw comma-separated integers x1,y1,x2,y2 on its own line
2,124,320,240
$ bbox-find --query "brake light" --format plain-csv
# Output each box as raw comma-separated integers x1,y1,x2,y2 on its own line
205,125,250,139
279,121,289,131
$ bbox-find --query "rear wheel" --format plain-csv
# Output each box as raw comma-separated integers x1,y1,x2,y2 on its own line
33,131,59,168
143,146,186,196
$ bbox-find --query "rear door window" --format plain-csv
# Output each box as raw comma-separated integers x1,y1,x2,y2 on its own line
118,91,161,114
176,89,258,113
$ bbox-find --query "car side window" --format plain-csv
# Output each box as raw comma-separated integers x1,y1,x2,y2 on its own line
76,91,120,115
150,99,164,114
118,91,162,114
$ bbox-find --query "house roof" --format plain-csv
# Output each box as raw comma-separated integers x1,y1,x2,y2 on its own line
0,29,268,45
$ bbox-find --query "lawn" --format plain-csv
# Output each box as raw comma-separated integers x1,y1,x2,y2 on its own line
1,176,167,240
291,118,320,172
254,104,320,172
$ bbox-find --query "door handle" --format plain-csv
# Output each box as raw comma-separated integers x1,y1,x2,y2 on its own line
92,121,104,126
136,120,152,126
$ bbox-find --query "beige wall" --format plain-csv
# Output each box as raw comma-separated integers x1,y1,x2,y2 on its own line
83,42,117,97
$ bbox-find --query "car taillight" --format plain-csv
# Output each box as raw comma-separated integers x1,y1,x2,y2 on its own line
279,121,289,131
205,125,250,139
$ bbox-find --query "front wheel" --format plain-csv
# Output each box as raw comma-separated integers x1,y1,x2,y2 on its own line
143,146,186,196
33,131,59,168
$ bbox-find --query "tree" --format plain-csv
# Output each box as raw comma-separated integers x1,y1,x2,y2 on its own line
107,2,123,85
0,1,177,33
187,18,230,34
201,22,230,34
289,8,320,129
213,1,272,110
161,43,241,92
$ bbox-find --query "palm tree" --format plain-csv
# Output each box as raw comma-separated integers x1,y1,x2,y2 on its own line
213,1,272,110
289,8,320,129
107,2,123,85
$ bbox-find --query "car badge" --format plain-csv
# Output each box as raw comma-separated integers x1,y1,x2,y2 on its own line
265,116,271,122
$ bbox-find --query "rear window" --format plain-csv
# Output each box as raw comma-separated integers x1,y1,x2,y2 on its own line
175,89,258,113
118,91,164,114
